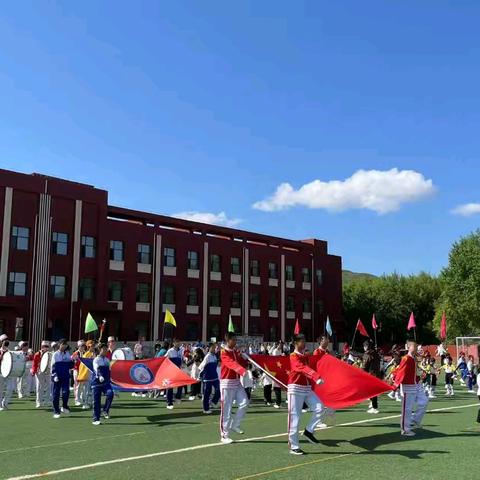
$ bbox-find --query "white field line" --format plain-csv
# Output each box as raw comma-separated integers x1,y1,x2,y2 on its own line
6,402,478,480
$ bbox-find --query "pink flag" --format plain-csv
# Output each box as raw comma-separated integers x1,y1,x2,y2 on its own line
372,314,378,330
294,318,300,335
407,312,416,331
440,312,447,340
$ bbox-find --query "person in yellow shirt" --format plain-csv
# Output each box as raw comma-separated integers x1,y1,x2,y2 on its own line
440,356,457,396
77,340,96,409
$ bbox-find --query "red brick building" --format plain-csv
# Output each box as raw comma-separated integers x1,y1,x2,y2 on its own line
0,168,343,347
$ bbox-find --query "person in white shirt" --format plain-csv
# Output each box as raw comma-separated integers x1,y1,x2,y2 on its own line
241,364,254,400
166,340,183,409
0,339,15,411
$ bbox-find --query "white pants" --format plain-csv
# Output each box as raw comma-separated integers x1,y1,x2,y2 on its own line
287,389,324,450
400,383,429,433
0,377,15,408
220,386,249,438
17,371,32,398
77,381,92,406
73,370,80,403
35,373,51,407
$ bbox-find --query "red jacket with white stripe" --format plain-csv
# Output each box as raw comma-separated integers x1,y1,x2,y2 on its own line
220,347,247,382
31,351,42,375
394,354,418,387
288,351,321,386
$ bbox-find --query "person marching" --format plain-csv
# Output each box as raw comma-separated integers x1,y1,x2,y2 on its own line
441,355,457,396
77,340,96,409
363,340,382,414
91,343,114,426
51,339,74,419
17,341,33,398
31,341,51,408
72,340,86,406
287,334,325,455
219,332,249,444
0,338,15,411
198,342,220,414
166,339,183,409
394,339,429,437
106,336,116,360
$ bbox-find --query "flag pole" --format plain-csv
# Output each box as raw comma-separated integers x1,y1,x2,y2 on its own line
374,328,377,348
350,320,358,349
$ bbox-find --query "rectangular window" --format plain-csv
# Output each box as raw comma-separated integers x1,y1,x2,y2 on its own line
231,291,242,308
210,254,221,272
250,260,260,277
163,247,176,267
12,226,29,250
49,276,66,299
231,257,241,275
79,278,95,300
286,295,295,311
268,262,278,279
286,265,295,281
187,251,199,270
137,244,152,264
108,281,123,301
52,232,68,255
250,292,260,309
81,236,96,258
316,300,324,314
162,285,175,304
7,272,27,296
136,282,150,303
187,287,198,306
268,291,278,310
209,288,221,307
316,269,323,286
301,267,311,283
110,240,124,261
303,298,312,313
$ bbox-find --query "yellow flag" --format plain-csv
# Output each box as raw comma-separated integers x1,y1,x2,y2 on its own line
164,309,177,327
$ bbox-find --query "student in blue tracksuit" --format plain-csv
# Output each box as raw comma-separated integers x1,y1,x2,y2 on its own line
51,339,74,419
198,342,220,414
92,343,114,426
165,339,183,409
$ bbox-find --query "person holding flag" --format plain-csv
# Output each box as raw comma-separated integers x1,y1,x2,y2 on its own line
91,343,114,426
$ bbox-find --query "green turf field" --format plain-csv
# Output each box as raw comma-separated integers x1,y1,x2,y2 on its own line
1,388,479,480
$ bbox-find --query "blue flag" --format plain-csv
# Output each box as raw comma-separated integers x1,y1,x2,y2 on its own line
325,316,333,336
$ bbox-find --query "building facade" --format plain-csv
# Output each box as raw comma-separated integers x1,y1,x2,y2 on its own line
0,168,343,347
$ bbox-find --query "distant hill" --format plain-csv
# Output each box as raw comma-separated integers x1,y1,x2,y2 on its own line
342,270,377,284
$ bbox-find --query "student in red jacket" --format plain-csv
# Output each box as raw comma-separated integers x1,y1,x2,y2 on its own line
287,334,325,455
219,332,249,444
394,339,429,437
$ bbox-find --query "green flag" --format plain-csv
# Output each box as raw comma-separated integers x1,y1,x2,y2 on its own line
84,312,98,334
228,314,235,333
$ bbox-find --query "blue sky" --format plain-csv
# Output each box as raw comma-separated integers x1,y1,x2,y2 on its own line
1,1,480,276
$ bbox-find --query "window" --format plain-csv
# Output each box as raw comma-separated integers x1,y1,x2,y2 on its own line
79,278,95,300
231,291,242,308
137,244,151,264
52,232,68,255
187,287,198,306
268,291,278,310
163,285,175,304
268,262,278,279
301,267,311,283
209,288,221,307
7,272,27,296
286,265,295,281
108,281,123,301
210,254,221,272
316,269,323,286
81,236,96,258
286,296,295,311
110,240,124,261
303,298,312,313
250,260,260,277
136,283,150,303
188,251,199,270
250,292,260,309
316,300,324,314
164,247,176,267
50,276,66,299
231,257,241,275
12,226,29,250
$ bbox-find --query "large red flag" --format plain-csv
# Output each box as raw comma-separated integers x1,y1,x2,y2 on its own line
250,355,290,387
356,319,370,338
294,318,301,335
371,314,378,330
440,312,447,340
407,312,416,331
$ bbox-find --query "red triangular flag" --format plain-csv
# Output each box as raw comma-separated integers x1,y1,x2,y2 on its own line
294,318,301,335
440,312,447,340
371,314,378,330
356,319,370,338
407,312,416,331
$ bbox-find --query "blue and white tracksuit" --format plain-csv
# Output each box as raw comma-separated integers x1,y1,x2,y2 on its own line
92,356,113,422
199,352,220,411
166,348,183,405
51,351,73,415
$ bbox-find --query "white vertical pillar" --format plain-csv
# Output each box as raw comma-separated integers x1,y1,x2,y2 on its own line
243,247,249,335
280,254,286,341
70,200,82,302
153,234,162,340
311,257,315,341
202,241,209,342
0,187,13,296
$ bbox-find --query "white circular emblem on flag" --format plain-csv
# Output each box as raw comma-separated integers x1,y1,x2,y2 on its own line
129,364,154,384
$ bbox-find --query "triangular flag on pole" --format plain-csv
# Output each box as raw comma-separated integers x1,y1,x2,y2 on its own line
84,312,98,334
407,312,416,331
371,314,378,330
228,314,235,333
164,309,177,327
294,318,301,335
356,319,370,338
440,312,447,340
325,316,333,336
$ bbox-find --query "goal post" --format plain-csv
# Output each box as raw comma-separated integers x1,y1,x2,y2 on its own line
455,337,480,362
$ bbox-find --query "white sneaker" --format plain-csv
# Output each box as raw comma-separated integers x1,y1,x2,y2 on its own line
53,414,61,419
166,405,174,410
203,410,212,415
302,409,308,413
429,394,435,399
367,408,379,414
273,404,280,409
102,412,110,419
232,427,244,434
317,423,328,429
0,407,4,412
188,396,196,401
468,390,475,393
92,420,101,426
401,430,416,437
220,437,233,444
60,408,70,415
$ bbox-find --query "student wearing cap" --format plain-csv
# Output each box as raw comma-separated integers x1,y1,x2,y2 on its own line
51,339,74,419
72,340,86,406
17,341,33,399
0,339,15,411
106,336,116,360
77,340,96,409
91,343,114,425
31,341,52,408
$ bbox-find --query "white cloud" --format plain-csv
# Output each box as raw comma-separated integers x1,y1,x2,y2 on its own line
171,211,241,227
253,168,436,214
451,203,480,217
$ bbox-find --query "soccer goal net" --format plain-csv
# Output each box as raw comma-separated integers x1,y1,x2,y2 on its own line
455,337,480,362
